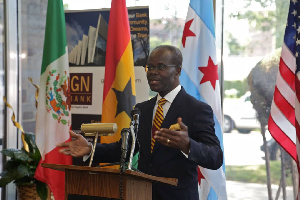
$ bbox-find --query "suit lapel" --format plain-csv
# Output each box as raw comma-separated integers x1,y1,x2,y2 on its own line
140,96,157,159
163,87,185,129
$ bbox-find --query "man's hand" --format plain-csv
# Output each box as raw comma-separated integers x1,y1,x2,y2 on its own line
154,117,191,154
57,130,92,157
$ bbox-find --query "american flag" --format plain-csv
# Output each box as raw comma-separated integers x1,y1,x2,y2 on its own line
268,0,300,195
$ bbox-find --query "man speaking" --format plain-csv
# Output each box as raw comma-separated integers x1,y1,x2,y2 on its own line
58,45,223,200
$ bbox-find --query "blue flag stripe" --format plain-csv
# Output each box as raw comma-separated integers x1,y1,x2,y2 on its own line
190,0,215,37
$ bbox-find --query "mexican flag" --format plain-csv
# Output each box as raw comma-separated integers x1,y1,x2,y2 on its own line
34,0,72,199
101,0,136,145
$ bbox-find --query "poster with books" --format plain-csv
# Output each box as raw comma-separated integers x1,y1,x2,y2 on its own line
65,7,150,130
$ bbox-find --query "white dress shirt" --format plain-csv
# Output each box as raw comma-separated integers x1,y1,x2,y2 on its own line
153,84,181,121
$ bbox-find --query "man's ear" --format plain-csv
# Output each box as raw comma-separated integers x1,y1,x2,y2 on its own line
176,66,182,76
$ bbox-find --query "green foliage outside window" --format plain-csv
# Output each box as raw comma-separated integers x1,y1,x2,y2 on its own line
224,79,249,98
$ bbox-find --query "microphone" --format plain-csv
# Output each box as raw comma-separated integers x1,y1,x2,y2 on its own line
120,128,130,172
131,107,141,133
127,108,141,170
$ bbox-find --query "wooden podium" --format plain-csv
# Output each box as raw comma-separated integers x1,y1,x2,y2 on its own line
42,163,177,200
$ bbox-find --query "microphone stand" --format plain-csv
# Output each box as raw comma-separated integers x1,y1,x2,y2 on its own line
120,128,130,172
88,132,99,167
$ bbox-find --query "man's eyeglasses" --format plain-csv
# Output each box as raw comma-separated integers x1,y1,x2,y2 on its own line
144,64,177,72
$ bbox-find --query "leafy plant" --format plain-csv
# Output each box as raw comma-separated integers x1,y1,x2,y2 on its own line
0,132,48,200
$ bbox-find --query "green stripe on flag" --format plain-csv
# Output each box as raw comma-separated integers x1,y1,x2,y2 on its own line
41,0,67,74
125,152,139,170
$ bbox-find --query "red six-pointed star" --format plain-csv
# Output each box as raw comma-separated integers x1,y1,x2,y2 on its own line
198,56,219,90
182,19,196,48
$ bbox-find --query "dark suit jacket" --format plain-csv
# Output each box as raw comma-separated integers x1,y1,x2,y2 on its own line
93,87,223,200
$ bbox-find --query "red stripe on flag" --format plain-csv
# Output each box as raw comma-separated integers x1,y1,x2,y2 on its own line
102,0,131,100
296,120,300,168
268,116,297,161
296,118,300,150
296,74,300,165
279,58,296,91
35,143,72,199
273,86,295,126
296,75,300,105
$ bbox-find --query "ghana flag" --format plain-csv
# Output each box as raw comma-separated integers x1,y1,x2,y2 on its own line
101,0,136,144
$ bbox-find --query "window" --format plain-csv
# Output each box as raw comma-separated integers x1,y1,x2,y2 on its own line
20,1,47,133
0,0,4,197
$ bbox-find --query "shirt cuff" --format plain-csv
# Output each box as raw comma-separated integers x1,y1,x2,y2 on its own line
83,142,93,162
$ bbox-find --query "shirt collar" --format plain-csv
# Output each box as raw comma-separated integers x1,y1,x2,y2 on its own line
156,85,181,104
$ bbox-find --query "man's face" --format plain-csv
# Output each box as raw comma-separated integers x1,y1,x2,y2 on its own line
146,48,181,97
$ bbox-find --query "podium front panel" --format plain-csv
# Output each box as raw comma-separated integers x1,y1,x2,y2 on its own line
124,177,152,200
66,169,120,198
65,169,152,200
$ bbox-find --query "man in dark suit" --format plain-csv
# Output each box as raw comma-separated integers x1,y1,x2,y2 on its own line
58,45,223,200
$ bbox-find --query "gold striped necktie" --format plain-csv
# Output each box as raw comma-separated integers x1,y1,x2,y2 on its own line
151,98,167,153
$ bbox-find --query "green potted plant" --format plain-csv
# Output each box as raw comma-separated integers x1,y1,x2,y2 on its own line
0,131,48,200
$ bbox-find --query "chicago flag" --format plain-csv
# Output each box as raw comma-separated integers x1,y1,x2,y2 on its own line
180,0,227,199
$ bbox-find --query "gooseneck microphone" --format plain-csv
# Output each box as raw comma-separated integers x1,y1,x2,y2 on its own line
120,128,130,172
131,107,141,134
127,107,141,170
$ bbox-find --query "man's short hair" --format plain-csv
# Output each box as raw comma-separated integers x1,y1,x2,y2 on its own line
152,45,183,67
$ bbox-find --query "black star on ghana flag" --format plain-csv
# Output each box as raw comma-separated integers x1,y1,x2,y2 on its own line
112,78,136,118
